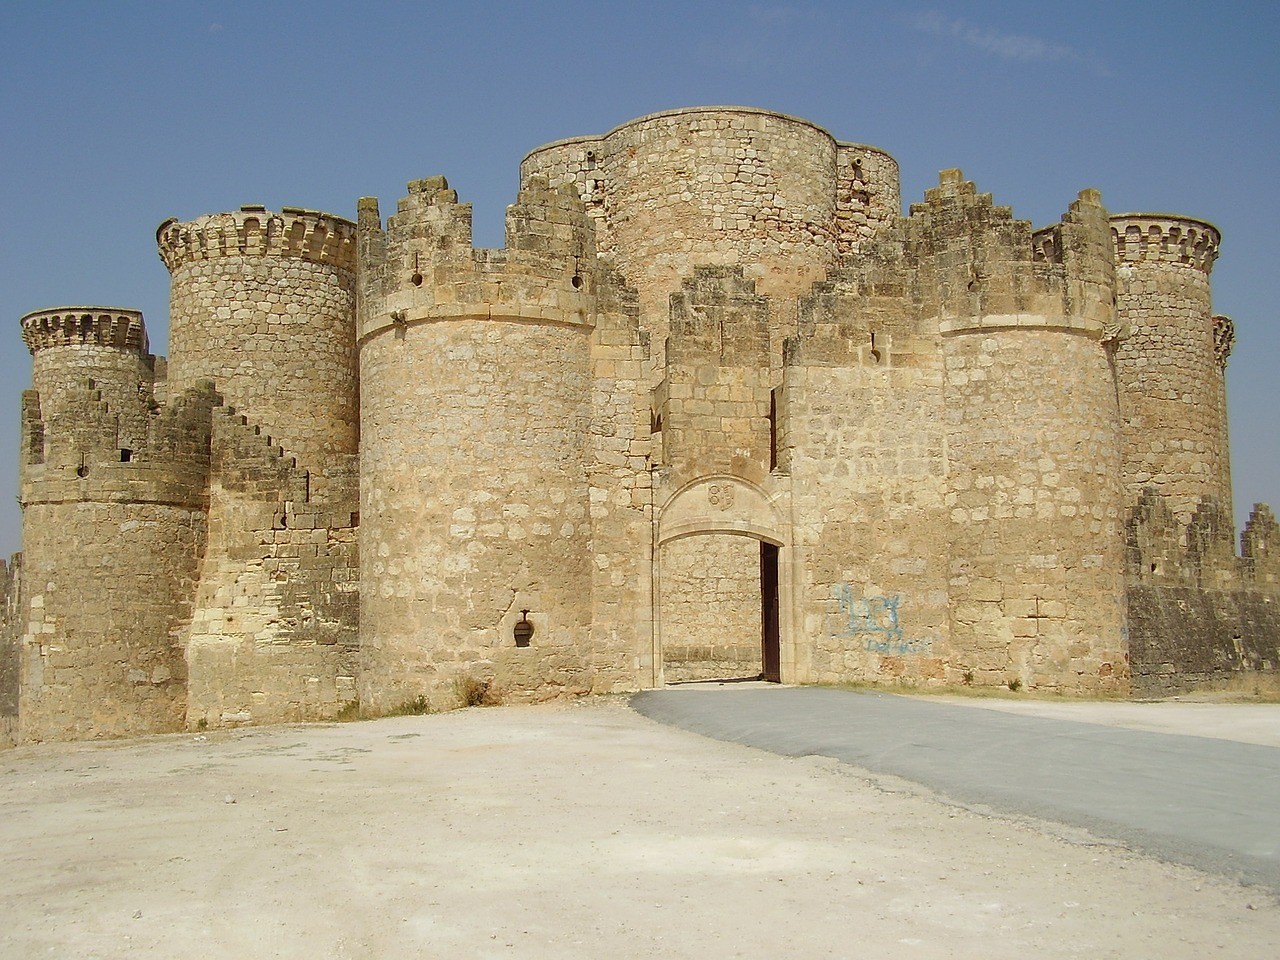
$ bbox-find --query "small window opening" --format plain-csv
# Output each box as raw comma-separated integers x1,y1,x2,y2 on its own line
514,609,534,648
769,388,778,471
119,448,132,462
869,331,882,364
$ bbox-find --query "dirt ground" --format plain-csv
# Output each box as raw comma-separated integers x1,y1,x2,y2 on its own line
1,696,1277,959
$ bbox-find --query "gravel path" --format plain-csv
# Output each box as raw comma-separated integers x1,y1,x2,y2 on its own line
1,697,1276,959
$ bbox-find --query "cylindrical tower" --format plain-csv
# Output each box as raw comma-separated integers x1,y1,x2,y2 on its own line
17,309,213,741
520,107,900,355
1110,214,1228,524
19,307,156,449
356,179,598,712
157,205,358,482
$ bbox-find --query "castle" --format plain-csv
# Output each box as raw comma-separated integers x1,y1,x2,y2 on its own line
3,107,1278,744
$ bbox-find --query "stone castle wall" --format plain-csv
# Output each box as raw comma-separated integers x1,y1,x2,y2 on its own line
16,375,217,741
1126,495,1280,695
356,177,615,711
184,406,359,729
782,271,952,687
7,107,1276,743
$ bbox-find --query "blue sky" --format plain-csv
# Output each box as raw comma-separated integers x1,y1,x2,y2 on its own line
1,1,1276,555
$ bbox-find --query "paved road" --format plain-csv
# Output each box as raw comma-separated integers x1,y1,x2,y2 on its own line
632,686,1280,893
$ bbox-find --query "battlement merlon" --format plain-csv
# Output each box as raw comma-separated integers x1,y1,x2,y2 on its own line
1109,214,1220,273
156,206,358,275
20,307,149,356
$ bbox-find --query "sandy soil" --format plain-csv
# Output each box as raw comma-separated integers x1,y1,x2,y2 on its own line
1,697,1277,959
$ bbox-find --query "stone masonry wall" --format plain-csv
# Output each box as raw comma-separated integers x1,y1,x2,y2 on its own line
17,379,216,742
1126,492,1280,696
783,277,951,687
359,319,595,709
184,406,359,729
942,329,1129,693
584,282,655,692
18,501,204,741
660,534,763,681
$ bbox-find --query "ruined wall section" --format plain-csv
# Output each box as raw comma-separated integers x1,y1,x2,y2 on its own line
358,177,616,711
522,108,899,366
158,206,358,496
922,176,1129,694
184,405,358,729
1110,216,1228,525
0,557,19,748
782,238,952,685
17,372,217,741
1126,492,1280,696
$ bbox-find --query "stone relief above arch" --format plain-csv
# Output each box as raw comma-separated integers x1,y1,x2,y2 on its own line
658,475,786,545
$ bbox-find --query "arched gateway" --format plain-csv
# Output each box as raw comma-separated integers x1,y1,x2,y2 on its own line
654,476,793,685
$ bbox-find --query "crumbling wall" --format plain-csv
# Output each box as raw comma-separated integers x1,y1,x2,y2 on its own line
1126,493,1280,696
185,406,359,728
0,556,20,748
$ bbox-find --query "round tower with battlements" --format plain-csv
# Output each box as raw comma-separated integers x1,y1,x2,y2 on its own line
157,206,358,490
20,306,157,451
355,176,603,711
16,307,216,741
1110,215,1230,524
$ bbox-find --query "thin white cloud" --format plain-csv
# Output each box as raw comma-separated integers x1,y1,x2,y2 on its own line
912,10,1109,76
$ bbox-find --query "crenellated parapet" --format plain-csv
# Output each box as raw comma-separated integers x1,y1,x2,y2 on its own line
20,307,149,355
1110,214,1220,273
358,175,608,342
157,205,357,275
908,172,1115,336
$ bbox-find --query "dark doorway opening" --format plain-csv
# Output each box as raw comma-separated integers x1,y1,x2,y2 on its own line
760,541,780,682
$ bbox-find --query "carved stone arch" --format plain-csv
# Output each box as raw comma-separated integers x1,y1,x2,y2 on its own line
658,475,784,546
653,475,795,685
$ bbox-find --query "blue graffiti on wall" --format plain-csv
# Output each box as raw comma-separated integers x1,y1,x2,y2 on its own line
829,583,933,655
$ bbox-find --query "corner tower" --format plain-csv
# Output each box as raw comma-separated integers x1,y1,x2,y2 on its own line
17,308,215,741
